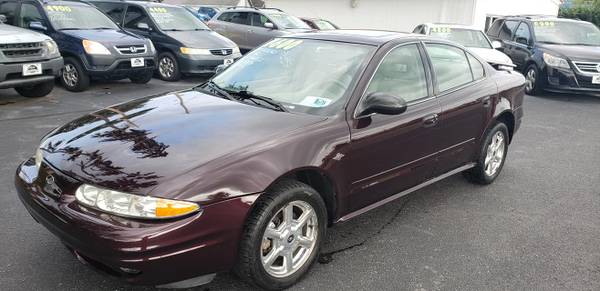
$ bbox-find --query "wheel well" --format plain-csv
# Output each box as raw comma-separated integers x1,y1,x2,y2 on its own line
496,111,515,142
280,169,337,225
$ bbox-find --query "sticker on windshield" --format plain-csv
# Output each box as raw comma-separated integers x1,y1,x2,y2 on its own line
45,5,72,12
534,21,555,27
431,27,452,33
298,96,332,108
265,39,303,50
149,7,168,13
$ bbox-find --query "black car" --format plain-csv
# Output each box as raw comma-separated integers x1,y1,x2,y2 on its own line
487,15,600,95
1,0,156,92
90,0,242,81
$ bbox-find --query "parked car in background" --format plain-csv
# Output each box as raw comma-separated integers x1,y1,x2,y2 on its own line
414,23,514,71
184,5,222,22
0,0,156,92
16,30,524,290
487,15,600,95
0,18,63,97
91,0,241,81
208,7,311,51
300,17,339,30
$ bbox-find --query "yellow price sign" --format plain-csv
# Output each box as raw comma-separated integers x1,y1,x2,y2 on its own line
45,5,72,12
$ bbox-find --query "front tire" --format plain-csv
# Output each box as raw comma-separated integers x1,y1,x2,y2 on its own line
60,57,90,92
235,180,327,290
524,64,543,95
15,80,54,98
464,122,509,185
157,52,181,81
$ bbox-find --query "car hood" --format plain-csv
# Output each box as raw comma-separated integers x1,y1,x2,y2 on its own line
468,47,514,66
164,30,236,48
538,43,600,61
62,29,147,45
0,24,51,43
40,90,325,195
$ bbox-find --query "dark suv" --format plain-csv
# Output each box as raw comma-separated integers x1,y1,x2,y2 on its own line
90,0,241,81
487,15,600,95
1,0,156,91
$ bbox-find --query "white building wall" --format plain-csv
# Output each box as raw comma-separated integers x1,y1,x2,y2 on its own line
262,0,476,32
262,0,560,32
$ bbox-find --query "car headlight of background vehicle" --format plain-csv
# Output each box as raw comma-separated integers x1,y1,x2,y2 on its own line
543,53,570,70
148,40,156,54
83,39,111,55
75,184,201,219
180,47,211,55
35,147,43,169
44,40,59,56
232,46,240,54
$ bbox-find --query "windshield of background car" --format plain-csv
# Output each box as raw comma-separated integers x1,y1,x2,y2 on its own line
147,6,209,30
212,38,375,116
533,20,600,45
314,20,337,30
266,13,310,29
44,4,119,30
429,27,492,49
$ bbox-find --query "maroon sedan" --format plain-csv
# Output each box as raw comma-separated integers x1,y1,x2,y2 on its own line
15,30,525,290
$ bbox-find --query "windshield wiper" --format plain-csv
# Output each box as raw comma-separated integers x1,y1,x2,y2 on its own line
163,29,184,31
196,81,235,101
59,28,83,30
90,27,114,30
227,90,288,112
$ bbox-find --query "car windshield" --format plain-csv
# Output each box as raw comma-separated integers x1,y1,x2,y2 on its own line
147,6,209,31
533,20,600,46
211,38,374,116
429,27,492,48
44,4,119,30
313,19,337,30
266,13,310,29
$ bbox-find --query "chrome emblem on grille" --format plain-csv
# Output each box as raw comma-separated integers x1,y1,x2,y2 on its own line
130,46,138,53
44,174,63,197
595,64,600,72
222,49,228,55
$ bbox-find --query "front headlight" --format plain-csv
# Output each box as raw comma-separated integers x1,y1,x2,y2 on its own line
75,184,201,219
82,39,111,55
543,53,570,69
45,40,59,55
35,147,43,169
232,46,240,54
180,47,211,55
148,40,156,54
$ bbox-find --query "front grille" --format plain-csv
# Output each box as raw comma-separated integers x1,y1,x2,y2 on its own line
0,42,43,58
114,44,147,55
210,48,233,56
573,61,600,74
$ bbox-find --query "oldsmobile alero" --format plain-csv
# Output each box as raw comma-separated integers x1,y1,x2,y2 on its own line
15,30,525,290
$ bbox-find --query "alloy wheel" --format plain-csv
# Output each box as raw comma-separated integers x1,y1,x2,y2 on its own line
62,64,78,88
484,131,506,177
159,56,175,79
260,200,318,278
525,68,536,93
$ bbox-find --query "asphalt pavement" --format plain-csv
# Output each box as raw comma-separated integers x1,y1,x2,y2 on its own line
1,79,599,291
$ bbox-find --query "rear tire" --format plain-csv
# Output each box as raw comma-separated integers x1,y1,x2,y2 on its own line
524,64,543,96
15,80,54,98
61,57,90,92
157,52,181,81
235,180,327,290
129,71,153,84
464,122,509,185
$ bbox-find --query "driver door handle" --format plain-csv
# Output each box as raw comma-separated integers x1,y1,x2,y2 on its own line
423,114,439,128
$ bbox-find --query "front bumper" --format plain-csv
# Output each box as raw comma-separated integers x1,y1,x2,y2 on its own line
544,66,600,94
15,158,259,286
0,57,63,89
176,52,242,74
82,54,156,79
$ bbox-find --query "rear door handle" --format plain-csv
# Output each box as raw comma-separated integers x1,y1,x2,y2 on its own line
423,113,439,127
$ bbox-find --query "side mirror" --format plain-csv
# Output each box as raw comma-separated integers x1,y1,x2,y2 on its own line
264,22,275,29
515,37,529,46
215,64,228,74
492,40,503,49
0,14,6,24
137,22,151,31
358,92,408,117
29,21,47,31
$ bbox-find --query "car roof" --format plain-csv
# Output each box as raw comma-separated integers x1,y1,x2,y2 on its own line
502,15,585,23
422,23,481,31
285,29,427,46
36,0,92,6
88,0,180,8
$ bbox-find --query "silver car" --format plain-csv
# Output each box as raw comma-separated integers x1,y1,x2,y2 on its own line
207,7,311,51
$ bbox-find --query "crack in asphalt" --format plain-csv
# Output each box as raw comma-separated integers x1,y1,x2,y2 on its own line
0,109,97,123
318,197,412,264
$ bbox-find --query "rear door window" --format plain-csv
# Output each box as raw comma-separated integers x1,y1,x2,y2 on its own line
18,3,45,28
228,12,250,25
94,2,125,25
487,19,503,37
467,53,485,80
426,43,474,92
498,20,519,40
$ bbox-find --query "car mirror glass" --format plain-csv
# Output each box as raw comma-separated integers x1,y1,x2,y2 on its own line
492,40,503,49
29,21,47,31
358,92,408,118
264,22,274,29
0,14,6,24
215,64,229,74
137,22,151,31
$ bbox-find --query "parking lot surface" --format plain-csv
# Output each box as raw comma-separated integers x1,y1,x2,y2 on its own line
1,80,599,291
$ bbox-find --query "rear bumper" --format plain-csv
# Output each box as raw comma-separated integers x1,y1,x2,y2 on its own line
15,159,259,286
176,52,242,74
0,57,63,89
